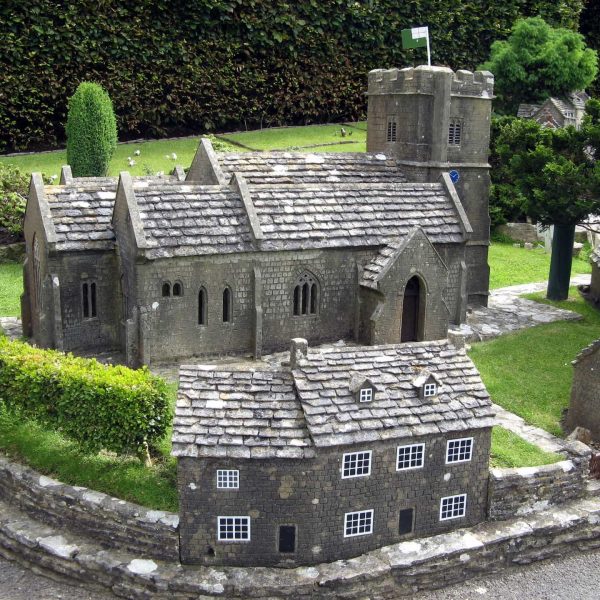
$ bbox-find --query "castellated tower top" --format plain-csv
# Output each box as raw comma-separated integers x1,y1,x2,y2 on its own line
367,65,494,99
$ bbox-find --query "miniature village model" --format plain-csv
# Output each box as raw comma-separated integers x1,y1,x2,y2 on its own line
21,65,499,566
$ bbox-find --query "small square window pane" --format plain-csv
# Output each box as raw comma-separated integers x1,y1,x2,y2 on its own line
396,444,425,470
424,383,437,397
359,388,373,402
217,470,239,489
446,438,473,463
342,451,371,478
344,510,374,537
218,516,250,541
440,494,467,520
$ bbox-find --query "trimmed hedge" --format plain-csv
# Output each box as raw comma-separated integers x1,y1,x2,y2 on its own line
0,1,584,152
0,338,170,456
66,82,118,177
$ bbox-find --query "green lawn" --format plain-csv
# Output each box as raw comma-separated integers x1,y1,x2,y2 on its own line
489,242,591,289
222,122,366,152
0,123,367,178
0,262,23,316
489,426,562,468
469,289,600,437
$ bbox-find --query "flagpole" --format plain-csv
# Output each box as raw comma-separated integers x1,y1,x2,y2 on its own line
426,32,431,66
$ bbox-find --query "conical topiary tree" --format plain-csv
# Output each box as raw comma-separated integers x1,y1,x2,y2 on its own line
66,82,117,177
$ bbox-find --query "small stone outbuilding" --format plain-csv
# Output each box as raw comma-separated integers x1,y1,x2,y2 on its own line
566,338,600,441
518,91,590,129
172,339,494,567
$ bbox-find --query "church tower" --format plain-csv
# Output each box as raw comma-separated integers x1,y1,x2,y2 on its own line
366,66,494,306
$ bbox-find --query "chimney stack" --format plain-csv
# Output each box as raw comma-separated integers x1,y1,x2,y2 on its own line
289,338,308,369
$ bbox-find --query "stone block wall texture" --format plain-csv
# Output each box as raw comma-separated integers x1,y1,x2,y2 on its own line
567,348,600,440
487,457,589,521
0,456,179,560
178,428,491,567
496,223,540,244
366,67,493,306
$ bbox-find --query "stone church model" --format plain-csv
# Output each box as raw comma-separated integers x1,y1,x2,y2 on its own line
21,65,494,367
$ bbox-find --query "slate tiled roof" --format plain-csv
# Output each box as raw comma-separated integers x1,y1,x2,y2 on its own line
252,182,463,250
172,366,314,459
292,340,495,447
44,175,176,252
219,152,407,185
171,340,495,457
133,183,254,259
45,183,117,251
517,104,540,118
360,237,403,289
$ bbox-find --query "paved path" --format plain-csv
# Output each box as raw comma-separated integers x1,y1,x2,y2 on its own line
449,274,589,344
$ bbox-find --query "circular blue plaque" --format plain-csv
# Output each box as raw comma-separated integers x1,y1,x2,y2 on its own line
449,170,460,184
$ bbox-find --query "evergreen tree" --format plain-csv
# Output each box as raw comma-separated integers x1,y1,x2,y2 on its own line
496,100,600,300
481,17,598,114
66,82,117,177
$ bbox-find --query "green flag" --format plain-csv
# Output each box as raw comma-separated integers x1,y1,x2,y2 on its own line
401,26,429,49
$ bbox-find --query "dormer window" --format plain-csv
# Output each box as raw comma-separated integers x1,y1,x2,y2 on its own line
349,374,377,403
359,388,373,403
412,370,441,400
423,382,437,397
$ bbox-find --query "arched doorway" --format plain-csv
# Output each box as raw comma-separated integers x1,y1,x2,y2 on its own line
401,276,421,342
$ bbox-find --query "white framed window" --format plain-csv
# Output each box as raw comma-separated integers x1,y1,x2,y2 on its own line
440,494,467,521
446,437,473,464
423,382,437,397
342,451,372,478
344,510,374,537
217,516,250,541
216,469,239,489
359,388,373,403
396,443,425,470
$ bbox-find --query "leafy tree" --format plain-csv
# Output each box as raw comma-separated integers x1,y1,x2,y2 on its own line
481,17,598,114
496,101,600,300
580,0,600,97
66,82,117,177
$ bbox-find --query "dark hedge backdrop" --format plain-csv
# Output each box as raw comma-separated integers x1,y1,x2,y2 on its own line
0,0,586,152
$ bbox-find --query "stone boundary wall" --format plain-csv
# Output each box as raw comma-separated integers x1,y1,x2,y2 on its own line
1,495,599,599
0,456,179,560
488,456,589,521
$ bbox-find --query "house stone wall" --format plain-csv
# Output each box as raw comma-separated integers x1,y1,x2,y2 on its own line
567,350,600,440
178,428,491,567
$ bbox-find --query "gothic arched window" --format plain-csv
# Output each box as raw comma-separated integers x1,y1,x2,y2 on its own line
293,272,319,316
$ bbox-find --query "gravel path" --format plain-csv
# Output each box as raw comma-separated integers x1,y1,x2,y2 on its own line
2,548,600,599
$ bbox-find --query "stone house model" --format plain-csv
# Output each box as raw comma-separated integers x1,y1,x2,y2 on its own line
172,338,494,566
517,91,590,129
21,66,494,366
566,338,600,441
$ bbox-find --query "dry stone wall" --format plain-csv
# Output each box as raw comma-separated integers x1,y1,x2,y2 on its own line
0,456,179,560
488,455,590,521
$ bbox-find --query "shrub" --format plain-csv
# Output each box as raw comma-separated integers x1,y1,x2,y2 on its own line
0,338,171,458
0,163,29,238
66,82,118,177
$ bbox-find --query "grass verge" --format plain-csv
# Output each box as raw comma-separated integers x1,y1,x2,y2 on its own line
0,385,179,512
469,289,600,437
489,426,562,468
489,242,591,289
0,262,23,317
0,123,368,178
